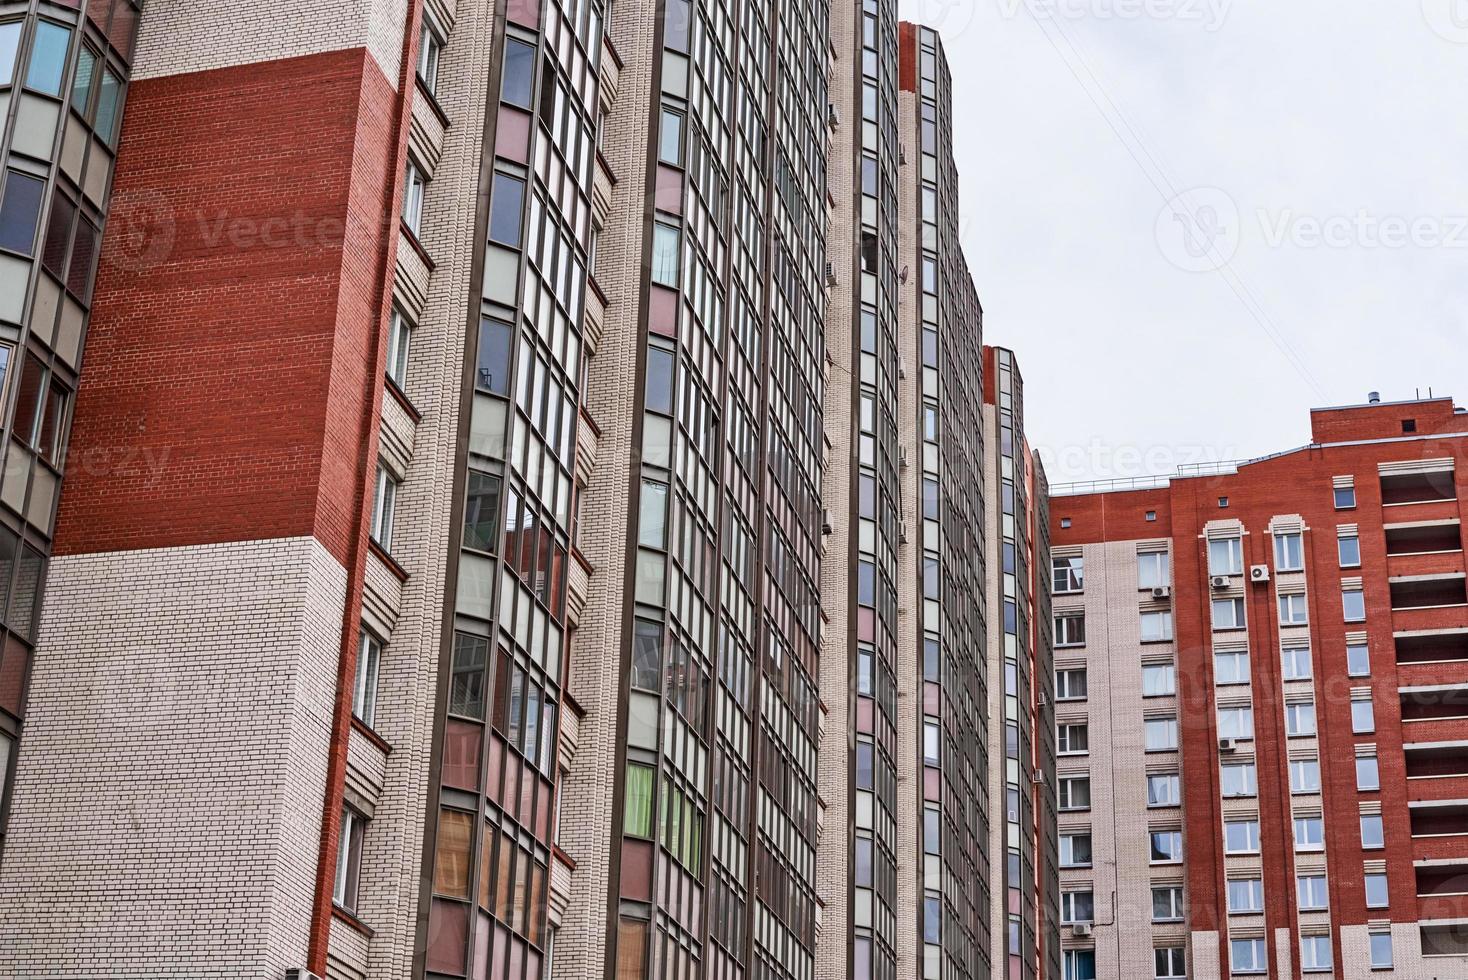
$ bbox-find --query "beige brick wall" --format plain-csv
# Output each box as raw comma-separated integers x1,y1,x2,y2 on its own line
133,0,410,84
0,537,346,979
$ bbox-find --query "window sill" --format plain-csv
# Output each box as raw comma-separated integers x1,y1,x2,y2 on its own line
399,220,436,271
332,903,376,939
351,715,394,755
384,374,422,423
369,538,410,582
415,73,452,129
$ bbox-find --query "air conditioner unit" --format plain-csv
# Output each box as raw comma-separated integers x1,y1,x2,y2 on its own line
1219,738,1237,753
1037,692,1048,706
1031,770,1046,784
285,970,324,980
1151,586,1171,600
1250,564,1271,584
1210,575,1231,590
824,262,837,287
1072,923,1092,937
899,521,908,544
821,508,833,535
827,102,840,129
899,447,909,469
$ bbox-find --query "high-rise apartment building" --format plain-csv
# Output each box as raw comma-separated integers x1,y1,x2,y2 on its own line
0,4,1053,980
1050,394,1468,980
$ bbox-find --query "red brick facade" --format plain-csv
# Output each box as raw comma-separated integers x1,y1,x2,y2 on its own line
1053,398,1468,978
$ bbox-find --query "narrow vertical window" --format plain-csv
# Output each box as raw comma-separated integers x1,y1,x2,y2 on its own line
488,172,525,247
24,21,71,96
353,630,381,727
0,171,45,255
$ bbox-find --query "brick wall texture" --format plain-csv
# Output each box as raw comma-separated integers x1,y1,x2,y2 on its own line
0,537,346,978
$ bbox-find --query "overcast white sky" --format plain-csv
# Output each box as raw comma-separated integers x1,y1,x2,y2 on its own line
899,0,1468,484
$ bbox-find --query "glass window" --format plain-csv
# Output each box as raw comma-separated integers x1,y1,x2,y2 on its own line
651,222,680,287
432,809,473,900
1290,758,1320,794
1055,612,1085,646
1058,723,1088,755
1147,772,1180,807
1053,555,1083,593
402,160,426,233
450,632,488,719
644,344,674,414
1339,534,1361,566
1361,814,1384,849
1343,588,1366,622
1059,776,1090,811
1347,642,1371,676
1152,886,1184,922
1278,592,1309,625
1282,644,1312,680
476,317,513,395
0,171,44,255
658,107,684,165
25,21,71,96
418,9,443,93
371,464,398,550
334,806,366,911
353,630,381,727
95,67,122,144
1297,874,1328,909
0,21,21,84
1352,697,1376,733
1142,663,1176,697
1369,932,1393,970
637,480,668,549
1061,890,1094,924
489,173,525,247
1212,597,1245,630
1150,830,1183,863
1140,610,1173,642
502,37,536,108
386,308,412,388
1060,832,1092,867
41,187,74,277
1221,762,1257,797
1215,650,1250,685
1356,755,1380,791
1231,937,1266,974
1138,550,1170,589
1294,816,1324,850
1365,872,1389,908
1154,947,1185,979
1274,532,1304,570
67,216,98,299
1145,716,1178,752
1064,950,1096,980
1301,935,1332,972
1056,668,1087,700
1286,701,1317,736
1209,537,1243,575
630,619,661,691
623,763,653,837
1225,819,1260,854
1335,485,1356,509
70,45,95,113
1228,877,1264,912
1217,706,1253,740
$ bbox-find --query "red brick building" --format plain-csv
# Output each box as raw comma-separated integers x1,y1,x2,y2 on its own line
1051,394,1468,979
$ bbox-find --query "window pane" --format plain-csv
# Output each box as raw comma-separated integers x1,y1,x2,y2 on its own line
433,808,473,898
11,354,44,445
0,171,45,255
67,216,98,299
25,22,70,95
69,44,95,113
450,632,489,719
41,189,73,277
502,37,536,108
489,173,525,246
0,22,21,84
95,68,122,143
651,223,680,286
463,471,501,552
644,345,674,414
476,317,513,394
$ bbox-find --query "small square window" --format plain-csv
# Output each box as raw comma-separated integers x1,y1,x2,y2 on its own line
1145,510,1157,522
1335,485,1357,509
1219,496,1230,508
1402,419,1417,433
1061,517,1072,529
